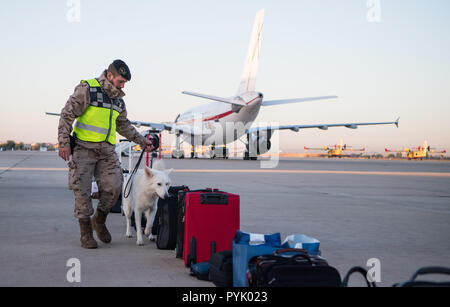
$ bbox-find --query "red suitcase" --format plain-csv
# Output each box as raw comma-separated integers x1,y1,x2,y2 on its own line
182,189,240,267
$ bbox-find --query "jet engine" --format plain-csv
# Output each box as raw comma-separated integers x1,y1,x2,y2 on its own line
246,130,272,157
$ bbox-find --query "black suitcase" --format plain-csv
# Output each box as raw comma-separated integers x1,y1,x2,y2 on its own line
130,186,189,236
176,189,189,258
155,185,189,249
247,249,341,287
209,250,233,287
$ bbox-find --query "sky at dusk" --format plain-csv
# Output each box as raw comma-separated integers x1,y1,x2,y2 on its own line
1,0,449,153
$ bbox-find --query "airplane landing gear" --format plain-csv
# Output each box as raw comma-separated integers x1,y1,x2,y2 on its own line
243,133,258,160
209,144,229,159
172,150,185,159
190,146,198,159
190,134,199,159
171,133,185,159
190,149,198,159
244,152,257,160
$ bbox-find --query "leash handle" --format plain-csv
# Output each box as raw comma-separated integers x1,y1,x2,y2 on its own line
123,150,145,199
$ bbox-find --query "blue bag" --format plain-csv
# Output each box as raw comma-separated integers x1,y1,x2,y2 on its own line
190,262,210,281
281,234,321,256
232,231,282,287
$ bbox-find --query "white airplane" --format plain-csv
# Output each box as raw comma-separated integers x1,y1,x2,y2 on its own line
48,9,399,160
134,9,398,159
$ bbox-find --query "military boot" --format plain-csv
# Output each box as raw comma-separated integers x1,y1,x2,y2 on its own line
78,218,98,249
91,209,112,243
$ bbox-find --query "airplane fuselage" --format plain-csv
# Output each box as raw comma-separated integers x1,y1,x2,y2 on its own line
175,92,263,146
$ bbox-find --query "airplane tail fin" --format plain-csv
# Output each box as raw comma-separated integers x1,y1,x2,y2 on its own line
237,9,264,95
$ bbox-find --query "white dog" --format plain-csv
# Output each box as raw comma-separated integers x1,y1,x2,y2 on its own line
122,160,172,246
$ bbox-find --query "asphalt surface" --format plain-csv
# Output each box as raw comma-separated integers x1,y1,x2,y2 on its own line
0,151,449,287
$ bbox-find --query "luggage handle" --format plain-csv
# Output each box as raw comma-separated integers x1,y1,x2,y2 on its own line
200,193,228,205
274,248,309,255
188,188,223,193
273,248,312,264
342,266,377,287
410,267,450,281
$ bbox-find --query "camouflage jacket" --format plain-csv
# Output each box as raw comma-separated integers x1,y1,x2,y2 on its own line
58,70,147,148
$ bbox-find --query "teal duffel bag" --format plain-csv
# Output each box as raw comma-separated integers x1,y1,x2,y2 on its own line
232,231,282,287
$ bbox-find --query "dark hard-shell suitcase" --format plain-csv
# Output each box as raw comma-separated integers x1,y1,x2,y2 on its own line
110,192,123,213
247,249,341,287
209,250,233,287
155,185,189,249
175,190,188,259
176,189,240,267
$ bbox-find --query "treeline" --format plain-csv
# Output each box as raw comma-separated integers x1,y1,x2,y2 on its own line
0,140,56,151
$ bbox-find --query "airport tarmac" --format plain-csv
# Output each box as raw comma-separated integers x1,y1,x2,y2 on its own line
0,151,449,287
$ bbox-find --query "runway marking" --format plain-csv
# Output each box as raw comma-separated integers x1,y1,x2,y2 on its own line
172,169,450,177
0,156,32,176
1,167,450,177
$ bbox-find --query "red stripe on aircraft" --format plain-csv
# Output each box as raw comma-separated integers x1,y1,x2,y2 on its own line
177,96,259,125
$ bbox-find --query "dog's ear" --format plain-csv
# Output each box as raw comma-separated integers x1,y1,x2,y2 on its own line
165,168,173,175
144,166,154,178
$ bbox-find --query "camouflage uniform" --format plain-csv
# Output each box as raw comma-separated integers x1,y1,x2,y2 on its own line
59,71,147,219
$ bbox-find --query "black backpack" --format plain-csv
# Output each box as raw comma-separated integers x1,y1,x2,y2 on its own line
209,250,233,287
247,249,341,287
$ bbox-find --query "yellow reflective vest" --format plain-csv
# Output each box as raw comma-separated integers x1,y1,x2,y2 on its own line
73,79,124,145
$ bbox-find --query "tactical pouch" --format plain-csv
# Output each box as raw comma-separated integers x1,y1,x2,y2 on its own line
69,133,76,154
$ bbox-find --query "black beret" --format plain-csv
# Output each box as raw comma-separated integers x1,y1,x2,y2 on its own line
111,59,131,81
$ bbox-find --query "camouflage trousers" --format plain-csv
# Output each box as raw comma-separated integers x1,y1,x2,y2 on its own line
68,140,122,219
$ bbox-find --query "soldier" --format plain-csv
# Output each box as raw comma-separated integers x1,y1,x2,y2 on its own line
58,60,154,249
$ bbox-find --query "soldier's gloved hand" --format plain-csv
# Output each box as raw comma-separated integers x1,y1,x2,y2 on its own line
144,139,155,152
59,147,71,161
